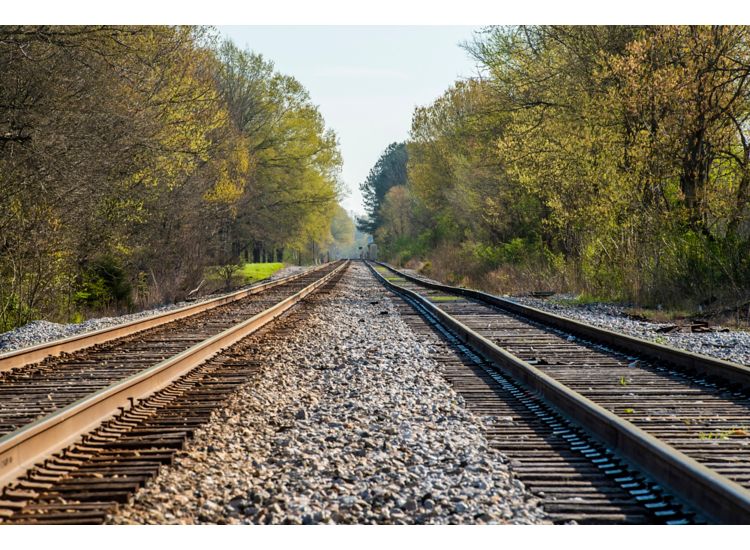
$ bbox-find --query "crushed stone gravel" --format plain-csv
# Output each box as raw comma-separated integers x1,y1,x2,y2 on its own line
508,296,750,366
106,263,548,525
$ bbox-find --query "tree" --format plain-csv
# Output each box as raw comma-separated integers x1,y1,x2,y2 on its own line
212,40,342,265
0,27,345,329
395,25,750,306
357,142,408,234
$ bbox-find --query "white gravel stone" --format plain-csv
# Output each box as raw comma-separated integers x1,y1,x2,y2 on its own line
509,295,750,366
106,263,548,525
0,265,311,354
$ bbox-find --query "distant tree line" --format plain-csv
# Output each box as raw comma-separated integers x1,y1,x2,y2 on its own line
0,26,353,330
362,26,750,309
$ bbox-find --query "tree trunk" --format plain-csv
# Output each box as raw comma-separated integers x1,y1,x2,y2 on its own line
728,170,750,235
680,126,711,231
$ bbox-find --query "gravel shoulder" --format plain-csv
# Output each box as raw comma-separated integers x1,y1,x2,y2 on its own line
107,263,548,525
398,268,750,367
0,264,311,354
508,295,750,366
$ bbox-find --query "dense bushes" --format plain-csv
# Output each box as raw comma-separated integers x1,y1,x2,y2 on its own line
74,257,132,312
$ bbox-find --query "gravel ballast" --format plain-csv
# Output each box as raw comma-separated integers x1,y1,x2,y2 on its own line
107,263,548,525
509,295,750,366
0,265,310,354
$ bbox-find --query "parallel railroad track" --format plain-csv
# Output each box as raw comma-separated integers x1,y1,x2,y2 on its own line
0,261,348,502
369,261,750,524
1,358,261,524
0,264,334,375
5,257,750,524
0,263,341,437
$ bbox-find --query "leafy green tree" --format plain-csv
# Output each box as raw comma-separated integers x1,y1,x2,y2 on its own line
0,27,344,329
383,25,750,307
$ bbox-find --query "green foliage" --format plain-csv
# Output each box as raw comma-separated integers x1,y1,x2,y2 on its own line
0,27,344,329
382,234,431,266
368,25,750,309
468,238,549,269
208,264,243,290
206,262,285,290
652,231,750,304
238,263,284,282
0,294,37,333
74,257,132,310
357,142,409,234
70,311,85,324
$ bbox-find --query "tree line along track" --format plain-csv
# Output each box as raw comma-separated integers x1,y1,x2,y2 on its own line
368,261,750,524
0,261,348,493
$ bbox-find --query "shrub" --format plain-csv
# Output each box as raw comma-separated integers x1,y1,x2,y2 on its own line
74,256,132,311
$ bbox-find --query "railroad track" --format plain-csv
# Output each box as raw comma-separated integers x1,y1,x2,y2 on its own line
368,261,750,524
0,260,348,522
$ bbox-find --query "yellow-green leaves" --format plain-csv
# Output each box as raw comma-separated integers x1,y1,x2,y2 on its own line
393,25,750,306
0,27,344,329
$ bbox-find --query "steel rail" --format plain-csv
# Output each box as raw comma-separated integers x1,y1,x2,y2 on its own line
374,262,750,389
0,264,328,373
0,260,349,489
367,261,750,524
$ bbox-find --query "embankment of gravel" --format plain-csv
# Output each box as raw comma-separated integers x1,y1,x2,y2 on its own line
509,296,750,366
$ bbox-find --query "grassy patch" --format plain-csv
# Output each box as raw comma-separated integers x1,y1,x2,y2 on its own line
430,295,462,302
206,262,284,289
238,262,284,283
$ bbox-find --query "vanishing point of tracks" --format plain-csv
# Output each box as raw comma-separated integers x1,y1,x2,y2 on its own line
3,257,750,524
369,261,750,524
0,261,348,523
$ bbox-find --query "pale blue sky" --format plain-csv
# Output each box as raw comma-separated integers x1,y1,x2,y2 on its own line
219,26,483,215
